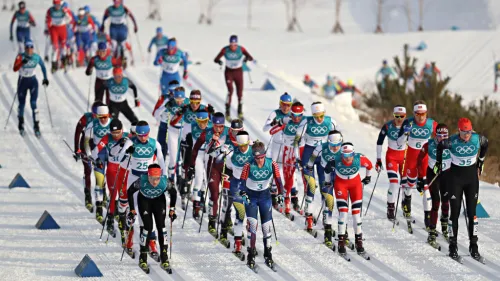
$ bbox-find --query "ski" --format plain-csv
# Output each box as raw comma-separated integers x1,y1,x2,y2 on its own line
325,242,336,252
305,229,318,238
85,203,94,213
233,251,245,261
124,247,135,259
427,240,441,251
264,260,278,272
149,251,160,262
139,263,150,274
107,228,117,238
280,211,294,221
35,131,41,138
406,218,413,234
357,251,371,260
339,252,351,262
247,263,259,273
161,262,173,274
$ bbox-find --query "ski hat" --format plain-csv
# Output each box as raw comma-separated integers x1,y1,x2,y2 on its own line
341,142,355,157
212,112,225,125
347,79,354,87
83,5,90,13
291,102,304,115
311,102,325,115
96,105,109,117
393,105,406,115
413,103,427,113
98,42,107,50
167,38,176,49
189,90,201,101
252,141,266,159
110,119,123,131
24,40,34,48
136,121,150,136
231,119,243,130
229,35,238,43
156,27,163,34
195,111,209,121
19,1,26,9
280,92,292,105
91,101,104,114
148,163,162,177
458,117,472,131
168,80,180,91
78,7,85,16
236,131,250,146
383,59,387,65
113,67,123,76
436,123,449,137
173,87,185,99
328,130,343,146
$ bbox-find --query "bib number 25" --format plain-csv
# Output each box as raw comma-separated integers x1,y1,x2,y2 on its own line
136,162,148,170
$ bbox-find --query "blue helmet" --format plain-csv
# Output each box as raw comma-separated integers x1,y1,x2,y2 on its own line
280,92,292,104
136,124,150,136
61,1,68,9
173,88,185,99
229,34,238,43
83,5,90,13
156,27,163,34
212,113,225,125
167,39,176,49
24,39,34,48
196,111,209,121
98,42,107,50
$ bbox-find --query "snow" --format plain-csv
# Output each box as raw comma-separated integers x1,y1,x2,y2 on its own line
1,0,500,280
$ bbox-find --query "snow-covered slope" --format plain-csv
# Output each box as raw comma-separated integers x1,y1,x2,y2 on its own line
1,0,500,280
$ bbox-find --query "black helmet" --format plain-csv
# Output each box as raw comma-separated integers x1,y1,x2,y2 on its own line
231,119,243,130
18,1,26,9
109,119,123,131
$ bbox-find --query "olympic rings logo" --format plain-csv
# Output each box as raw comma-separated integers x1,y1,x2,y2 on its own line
287,125,297,134
226,53,240,59
143,189,162,197
235,155,250,164
136,147,153,155
455,145,475,155
324,154,335,161
110,86,127,92
164,56,178,63
186,114,196,122
310,126,328,135
95,128,109,136
411,128,430,137
95,61,110,68
252,170,270,179
432,149,450,157
338,167,357,174
389,131,399,139
25,60,37,67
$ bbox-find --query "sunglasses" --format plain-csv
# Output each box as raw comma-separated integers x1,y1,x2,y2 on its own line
111,130,122,135
280,101,292,106
460,130,472,135
148,176,161,181
137,133,149,137
312,113,325,118
97,115,108,119
254,154,266,159
26,46,34,49
190,100,201,105
342,152,354,158
196,118,209,123
393,114,406,119
414,112,427,117
329,142,342,147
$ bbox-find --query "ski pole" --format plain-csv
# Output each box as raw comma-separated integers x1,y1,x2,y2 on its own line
271,216,279,245
181,181,192,229
169,218,173,260
214,157,227,242
393,127,411,232
121,225,134,261
43,85,53,127
247,69,253,84
198,159,215,233
87,73,92,111
135,34,145,63
3,92,17,130
364,170,381,216
462,200,469,230
315,202,324,226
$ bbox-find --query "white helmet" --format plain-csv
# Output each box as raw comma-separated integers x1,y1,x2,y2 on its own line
328,130,343,146
236,131,250,146
341,142,355,156
311,102,325,115
96,105,109,117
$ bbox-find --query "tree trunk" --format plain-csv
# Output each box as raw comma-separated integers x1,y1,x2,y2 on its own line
332,0,344,33
198,0,206,24
418,0,424,31
247,0,253,29
375,0,383,33
406,0,412,31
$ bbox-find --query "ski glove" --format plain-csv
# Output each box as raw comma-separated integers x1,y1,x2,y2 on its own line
295,159,302,170
169,207,177,222
42,79,49,86
167,98,176,108
416,178,425,193
433,163,441,174
95,158,104,170
478,159,484,176
73,149,81,162
207,104,215,115
214,59,223,65
126,145,135,154
9,35,13,41
127,211,136,227
375,158,383,172
135,99,140,107
186,166,195,181
361,176,371,185
134,26,138,33
22,58,28,64
403,124,412,135
276,194,284,206
324,181,333,189
240,190,250,205
183,70,188,80
44,29,49,36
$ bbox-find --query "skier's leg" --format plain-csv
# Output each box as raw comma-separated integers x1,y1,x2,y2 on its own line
259,190,273,259
156,122,168,161
108,101,120,120
282,146,295,214
234,68,244,116
224,69,234,112
166,126,180,179
301,145,316,215
245,190,259,250
230,178,245,238
428,167,440,230
350,181,363,235
335,179,348,252
208,160,222,218
463,170,479,239
17,77,28,128
153,194,169,262
439,170,450,226
138,193,153,264
448,170,464,242
120,101,139,123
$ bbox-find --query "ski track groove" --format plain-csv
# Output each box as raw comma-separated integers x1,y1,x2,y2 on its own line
2,73,173,281
184,71,385,280
62,72,91,107
51,73,86,113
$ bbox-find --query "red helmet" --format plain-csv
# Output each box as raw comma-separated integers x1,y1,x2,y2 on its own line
53,0,61,5
291,103,304,115
113,67,123,76
458,117,472,131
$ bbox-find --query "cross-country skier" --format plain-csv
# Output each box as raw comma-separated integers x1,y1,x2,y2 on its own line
147,27,168,55
116,120,167,256
325,142,372,255
239,140,284,270
222,130,252,256
397,101,437,222
83,5,101,56
375,105,407,220
154,38,188,93
214,34,254,120
84,105,112,224
100,67,139,123
9,1,36,54
91,118,129,237
154,87,189,181
12,39,49,137
262,93,292,203
86,42,120,103
45,0,75,72
152,80,180,159
436,118,488,261
375,59,397,87
73,7,96,66
127,164,177,273
267,101,304,216
305,130,343,241
101,0,138,61
294,101,338,226
417,123,451,247
73,101,104,211
184,110,213,218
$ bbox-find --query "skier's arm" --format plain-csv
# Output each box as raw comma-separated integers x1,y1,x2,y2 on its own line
37,56,48,80
83,126,92,156
153,50,162,66
85,57,95,75
479,135,489,161
293,119,307,159
101,9,109,28
225,151,234,171
376,124,388,159
306,145,322,168
154,140,167,175
45,9,52,29
148,37,155,52
360,155,373,177
9,13,16,38
127,179,141,212
397,119,411,146
241,46,254,61
191,131,206,164
124,6,138,31
417,142,429,177
91,134,109,160
153,101,167,122
213,47,225,63
152,96,165,117
74,115,87,152
128,79,138,99
167,183,177,208
330,118,340,131
239,163,250,191
13,54,23,71
271,160,284,195
181,51,188,72
169,107,185,126
262,111,277,132
118,139,133,163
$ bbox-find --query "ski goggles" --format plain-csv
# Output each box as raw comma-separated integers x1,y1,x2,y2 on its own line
342,151,354,158
414,112,427,117
280,100,292,106
190,100,201,105
254,153,266,159
459,130,472,135
96,114,109,119
393,114,406,119
312,112,325,118
291,112,303,118
329,142,342,147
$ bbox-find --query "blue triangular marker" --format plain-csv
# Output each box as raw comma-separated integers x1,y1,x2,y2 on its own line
8,173,30,188
75,254,103,277
242,62,251,72
476,200,490,218
35,210,60,230
261,79,276,91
